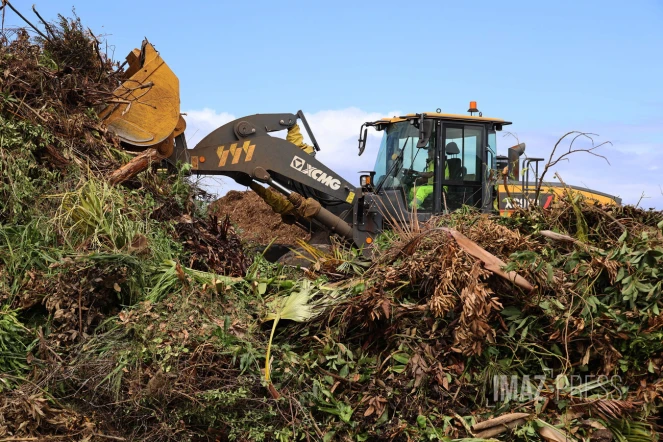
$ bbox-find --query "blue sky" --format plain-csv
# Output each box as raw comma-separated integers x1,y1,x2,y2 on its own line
6,0,663,207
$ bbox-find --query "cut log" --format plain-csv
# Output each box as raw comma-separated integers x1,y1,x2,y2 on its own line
108,136,173,185
108,148,164,185
474,418,528,438
472,412,531,431
539,230,603,253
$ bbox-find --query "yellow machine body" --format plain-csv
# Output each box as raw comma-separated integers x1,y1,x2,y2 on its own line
497,182,619,216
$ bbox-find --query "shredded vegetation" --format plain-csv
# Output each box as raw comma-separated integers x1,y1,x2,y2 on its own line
1,6,663,442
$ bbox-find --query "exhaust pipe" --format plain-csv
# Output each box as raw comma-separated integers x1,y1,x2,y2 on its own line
507,143,526,178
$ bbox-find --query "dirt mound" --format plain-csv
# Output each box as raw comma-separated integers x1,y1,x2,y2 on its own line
210,190,310,245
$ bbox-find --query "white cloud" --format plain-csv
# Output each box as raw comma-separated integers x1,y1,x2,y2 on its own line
183,108,236,148
295,107,401,180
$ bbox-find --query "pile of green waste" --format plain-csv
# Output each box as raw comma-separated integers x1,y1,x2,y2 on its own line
0,9,247,441
2,7,663,442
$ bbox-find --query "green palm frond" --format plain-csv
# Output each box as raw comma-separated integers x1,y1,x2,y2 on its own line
264,283,316,382
263,280,346,382
604,418,654,442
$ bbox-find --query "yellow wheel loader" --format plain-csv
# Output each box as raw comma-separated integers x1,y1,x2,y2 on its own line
179,107,620,254
100,44,619,255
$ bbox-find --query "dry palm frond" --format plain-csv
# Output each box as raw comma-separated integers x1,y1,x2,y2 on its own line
453,262,502,356
572,399,639,422
593,400,630,421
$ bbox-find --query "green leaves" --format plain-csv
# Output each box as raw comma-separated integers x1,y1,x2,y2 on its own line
0,115,57,224
263,281,328,382
0,307,30,374
391,352,410,374
318,401,354,425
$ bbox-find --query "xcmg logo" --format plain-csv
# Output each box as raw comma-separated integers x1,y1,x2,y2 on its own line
290,156,341,190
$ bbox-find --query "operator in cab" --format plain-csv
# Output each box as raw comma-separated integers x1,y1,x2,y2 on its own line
410,147,435,209
410,147,451,210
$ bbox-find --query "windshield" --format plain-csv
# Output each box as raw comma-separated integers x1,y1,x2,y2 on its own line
374,121,432,189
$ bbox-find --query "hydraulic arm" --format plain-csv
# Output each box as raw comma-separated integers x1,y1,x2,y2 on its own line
179,113,360,240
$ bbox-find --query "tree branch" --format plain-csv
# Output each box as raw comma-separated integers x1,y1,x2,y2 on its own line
534,131,611,203
1,0,49,40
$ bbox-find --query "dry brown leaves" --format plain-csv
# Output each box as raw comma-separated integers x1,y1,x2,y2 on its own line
15,260,126,348
452,261,503,356
343,228,507,356
0,387,98,440
459,215,539,258
361,394,388,418
174,214,249,276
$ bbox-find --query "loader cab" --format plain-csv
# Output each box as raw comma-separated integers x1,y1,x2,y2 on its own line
369,111,510,217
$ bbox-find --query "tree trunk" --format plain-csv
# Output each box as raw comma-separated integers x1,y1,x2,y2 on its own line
108,136,173,185
108,148,164,185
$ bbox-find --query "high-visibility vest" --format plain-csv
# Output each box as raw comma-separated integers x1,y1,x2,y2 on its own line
426,160,434,185
424,159,450,185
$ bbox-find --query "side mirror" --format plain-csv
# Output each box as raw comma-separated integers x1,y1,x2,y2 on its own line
417,119,433,148
358,124,368,156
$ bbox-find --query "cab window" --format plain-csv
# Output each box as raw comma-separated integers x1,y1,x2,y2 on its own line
443,126,483,182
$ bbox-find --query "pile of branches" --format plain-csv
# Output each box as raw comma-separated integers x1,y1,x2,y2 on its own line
0,6,123,170
174,214,250,276
0,6,249,441
2,4,663,442
23,196,658,442
305,198,663,440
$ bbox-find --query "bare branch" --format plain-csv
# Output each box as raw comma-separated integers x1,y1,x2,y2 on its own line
534,131,612,203
634,192,649,209
502,131,523,156
1,0,49,40
31,5,56,38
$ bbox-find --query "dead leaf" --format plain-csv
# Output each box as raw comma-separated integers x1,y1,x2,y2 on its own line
381,299,391,319
536,420,574,442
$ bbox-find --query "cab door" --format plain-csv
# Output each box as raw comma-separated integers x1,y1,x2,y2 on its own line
438,124,486,212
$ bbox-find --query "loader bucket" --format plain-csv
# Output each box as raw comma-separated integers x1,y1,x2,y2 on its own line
99,40,182,148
